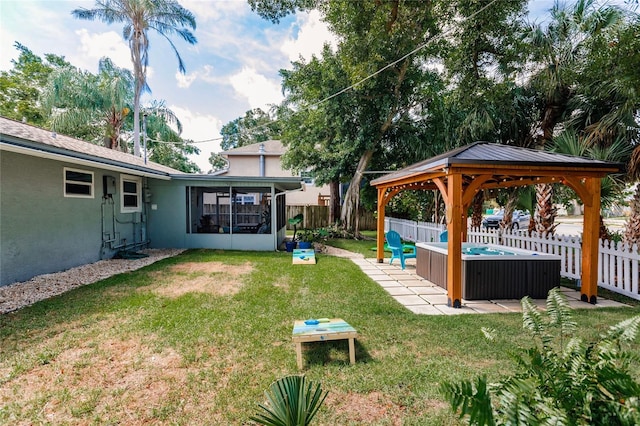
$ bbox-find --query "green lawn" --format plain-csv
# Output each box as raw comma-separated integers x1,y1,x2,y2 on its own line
1,249,638,424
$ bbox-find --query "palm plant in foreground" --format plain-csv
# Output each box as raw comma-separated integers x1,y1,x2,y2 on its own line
442,288,640,425
72,0,196,157
251,375,327,426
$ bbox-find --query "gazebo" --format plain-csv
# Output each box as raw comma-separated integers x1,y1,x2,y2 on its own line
370,142,624,308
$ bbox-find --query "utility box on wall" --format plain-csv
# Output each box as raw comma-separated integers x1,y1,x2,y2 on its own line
103,175,116,197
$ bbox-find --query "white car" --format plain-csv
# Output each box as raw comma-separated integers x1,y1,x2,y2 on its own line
482,209,531,230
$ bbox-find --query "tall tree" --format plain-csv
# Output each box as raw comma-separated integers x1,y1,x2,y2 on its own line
253,0,442,232
42,57,133,150
142,102,200,172
278,45,361,225
72,0,197,157
551,130,630,240
220,108,281,151
0,42,69,126
524,0,625,235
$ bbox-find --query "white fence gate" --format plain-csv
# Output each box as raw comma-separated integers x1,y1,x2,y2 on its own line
385,217,640,301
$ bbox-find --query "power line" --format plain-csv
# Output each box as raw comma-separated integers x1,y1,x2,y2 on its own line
155,0,502,147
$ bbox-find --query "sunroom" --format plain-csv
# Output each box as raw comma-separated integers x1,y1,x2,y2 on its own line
147,175,303,251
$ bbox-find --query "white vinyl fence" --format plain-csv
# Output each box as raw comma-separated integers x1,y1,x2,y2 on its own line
385,217,640,301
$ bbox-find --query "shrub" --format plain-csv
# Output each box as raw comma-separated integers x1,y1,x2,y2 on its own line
441,288,640,425
251,375,327,426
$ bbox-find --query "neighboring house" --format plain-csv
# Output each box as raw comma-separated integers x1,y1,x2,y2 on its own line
0,117,302,286
219,140,331,206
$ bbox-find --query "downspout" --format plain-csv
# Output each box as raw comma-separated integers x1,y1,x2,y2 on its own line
259,143,265,177
273,184,305,251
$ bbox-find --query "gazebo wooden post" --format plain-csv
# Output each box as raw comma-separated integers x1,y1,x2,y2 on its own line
376,187,386,263
446,171,463,308
581,177,601,304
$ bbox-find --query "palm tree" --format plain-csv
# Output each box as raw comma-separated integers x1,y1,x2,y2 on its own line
524,0,624,235
551,130,630,240
570,15,640,244
72,0,196,157
42,57,133,150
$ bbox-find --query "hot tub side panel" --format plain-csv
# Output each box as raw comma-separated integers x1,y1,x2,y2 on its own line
462,260,527,300
416,246,447,289
416,245,561,300
463,259,560,300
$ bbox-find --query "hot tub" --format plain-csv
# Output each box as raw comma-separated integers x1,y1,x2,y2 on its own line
415,242,560,300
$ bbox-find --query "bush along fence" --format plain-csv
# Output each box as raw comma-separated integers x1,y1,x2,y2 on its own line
385,217,640,301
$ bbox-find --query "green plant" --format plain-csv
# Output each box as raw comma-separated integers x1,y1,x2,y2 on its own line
298,228,329,244
298,229,315,243
441,288,640,425
288,214,303,241
251,375,327,426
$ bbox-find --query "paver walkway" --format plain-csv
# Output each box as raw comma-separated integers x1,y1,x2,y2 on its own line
347,256,628,315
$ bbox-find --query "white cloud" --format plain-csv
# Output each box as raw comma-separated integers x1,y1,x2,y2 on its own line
280,10,337,63
175,65,222,88
75,29,132,72
171,105,223,172
175,71,198,88
181,0,249,22
229,67,283,110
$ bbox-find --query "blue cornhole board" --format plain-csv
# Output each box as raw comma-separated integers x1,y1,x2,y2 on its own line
293,248,316,264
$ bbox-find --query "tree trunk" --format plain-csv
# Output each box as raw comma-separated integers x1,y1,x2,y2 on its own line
340,149,374,233
534,183,557,236
329,180,340,224
470,191,484,228
501,189,518,230
133,80,142,157
599,216,611,241
130,33,146,158
623,185,640,245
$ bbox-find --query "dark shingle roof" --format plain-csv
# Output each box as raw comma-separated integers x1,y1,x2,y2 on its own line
0,116,182,176
371,142,624,185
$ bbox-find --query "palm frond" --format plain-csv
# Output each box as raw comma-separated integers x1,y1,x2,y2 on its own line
545,287,576,348
251,375,327,426
441,376,495,426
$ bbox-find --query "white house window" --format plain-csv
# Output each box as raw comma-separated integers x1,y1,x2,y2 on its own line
64,168,94,198
300,171,315,186
234,195,256,205
121,175,142,213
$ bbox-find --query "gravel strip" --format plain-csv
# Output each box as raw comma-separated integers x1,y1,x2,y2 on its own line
0,249,185,314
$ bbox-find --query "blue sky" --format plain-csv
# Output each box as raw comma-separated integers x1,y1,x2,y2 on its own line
0,1,633,171
0,0,336,170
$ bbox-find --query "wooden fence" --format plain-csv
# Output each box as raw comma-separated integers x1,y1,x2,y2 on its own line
386,217,640,301
285,206,377,230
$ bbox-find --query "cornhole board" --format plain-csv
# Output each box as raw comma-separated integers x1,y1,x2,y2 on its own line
292,248,316,264
292,318,357,369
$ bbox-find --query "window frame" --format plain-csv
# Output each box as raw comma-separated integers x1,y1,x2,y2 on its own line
120,174,142,213
300,171,315,186
63,167,94,198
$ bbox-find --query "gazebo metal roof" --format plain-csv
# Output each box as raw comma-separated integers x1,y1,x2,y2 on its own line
371,142,624,309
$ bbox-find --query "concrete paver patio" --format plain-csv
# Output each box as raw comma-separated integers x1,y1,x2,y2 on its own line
349,257,629,315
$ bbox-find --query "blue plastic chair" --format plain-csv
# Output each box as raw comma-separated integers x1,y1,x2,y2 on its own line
439,230,448,242
386,230,416,269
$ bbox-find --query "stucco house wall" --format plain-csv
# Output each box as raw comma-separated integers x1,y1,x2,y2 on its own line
1,117,302,287
0,117,301,286
0,150,151,285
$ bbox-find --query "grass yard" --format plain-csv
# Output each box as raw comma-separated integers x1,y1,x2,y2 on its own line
1,249,638,425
